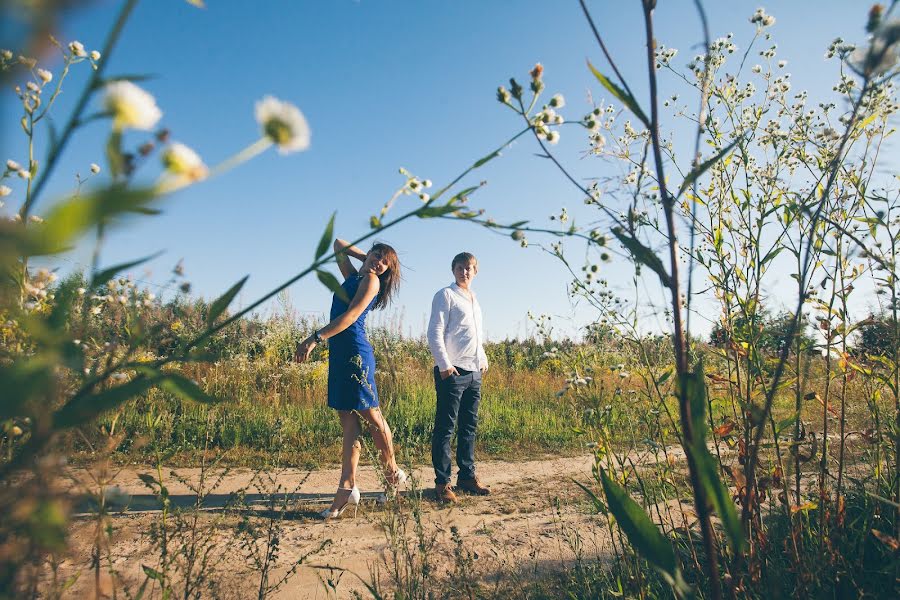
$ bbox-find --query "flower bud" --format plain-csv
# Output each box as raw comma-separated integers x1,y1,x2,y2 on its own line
68,41,87,57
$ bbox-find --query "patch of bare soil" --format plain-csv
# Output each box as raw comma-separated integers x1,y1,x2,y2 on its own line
54,454,618,599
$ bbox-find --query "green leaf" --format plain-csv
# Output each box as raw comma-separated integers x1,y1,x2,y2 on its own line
92,251,163,289
611,227,672,289
775,413,799,437
160,373,221,404
315,213,336,260
106,131,125,179
676,137,743,199
54,376,158,428
206,275,248,327
599,469,688,593
14,186,159,259
317,269,349,303
587,60,649,128
573,478,608,515
656,367,674,386
142,565,164,582
761,246,785,265
683,360,746,554
472,150,500,169
418,204,459,218
449,186,481,203
0,359,54,419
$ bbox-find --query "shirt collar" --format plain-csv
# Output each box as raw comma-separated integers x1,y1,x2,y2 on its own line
450,282,476,299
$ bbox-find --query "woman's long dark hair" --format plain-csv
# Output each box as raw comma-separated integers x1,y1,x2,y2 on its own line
369,242,400,311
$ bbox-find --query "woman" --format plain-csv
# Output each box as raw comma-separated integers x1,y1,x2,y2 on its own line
295,239,406,519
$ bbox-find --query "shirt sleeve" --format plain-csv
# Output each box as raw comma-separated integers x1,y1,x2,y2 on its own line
474,298,488,371
427,290,454,372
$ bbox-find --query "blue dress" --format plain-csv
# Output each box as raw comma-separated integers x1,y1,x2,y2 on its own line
327,273,379,410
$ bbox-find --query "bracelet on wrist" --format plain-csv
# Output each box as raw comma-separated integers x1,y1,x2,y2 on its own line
313,329,324,343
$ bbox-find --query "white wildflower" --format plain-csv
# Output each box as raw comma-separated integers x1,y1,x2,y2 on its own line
90,50,101,61
161,142,207,180
17,169,30,179
777,60,787,68
546,130,560,144
422,179,432,188
90,306,102,315
6,159,20,171
68,41,87,57
549,93,565,108
0,50,11,60
28,215,43,223
104,81,163,131
750,8,776,28
90,163,101,174
254,96,310,153
76,287,86,295
0,185,10,197
36,69,52,83
418,193,430,202
26,81,40,93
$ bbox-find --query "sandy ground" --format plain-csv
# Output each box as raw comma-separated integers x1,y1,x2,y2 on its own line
51,453,644,599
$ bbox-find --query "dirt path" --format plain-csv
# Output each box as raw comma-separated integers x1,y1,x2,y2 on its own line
55,454,629,599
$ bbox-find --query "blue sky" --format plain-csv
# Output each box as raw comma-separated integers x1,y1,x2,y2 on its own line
0,0,880,339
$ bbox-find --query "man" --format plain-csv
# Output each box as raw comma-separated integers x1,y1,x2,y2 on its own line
427,252,490,503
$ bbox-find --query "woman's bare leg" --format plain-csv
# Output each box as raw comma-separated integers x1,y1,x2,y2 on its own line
357,407,400,481
329,410,362,511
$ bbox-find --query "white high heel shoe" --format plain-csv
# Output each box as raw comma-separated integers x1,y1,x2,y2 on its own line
320,486,360,520
391,468,409,487
377,468,409,504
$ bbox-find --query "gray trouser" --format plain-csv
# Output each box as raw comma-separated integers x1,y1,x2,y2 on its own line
431,366,482,485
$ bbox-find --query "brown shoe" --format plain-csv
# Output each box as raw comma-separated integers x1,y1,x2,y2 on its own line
436,483,458,504
457,476,490,496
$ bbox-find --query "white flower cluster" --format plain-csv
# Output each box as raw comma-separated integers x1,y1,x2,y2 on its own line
767,73,792,98
3,159,30,182
162,142,207,181
21,268,58,311
87,278,157,316
825,37,856,60
532,98,565,144
655,44,678,69
833,73,856,94
398,167,433,202
556,371,595,397
750,8,776,28
549,207,569,224
67,40,101,64
255,95,310,154
104,81,162,131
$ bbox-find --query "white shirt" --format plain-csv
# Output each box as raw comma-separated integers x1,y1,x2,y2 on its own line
427,283,488,372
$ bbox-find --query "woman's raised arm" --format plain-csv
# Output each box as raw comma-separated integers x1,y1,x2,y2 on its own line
334,238,367,280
